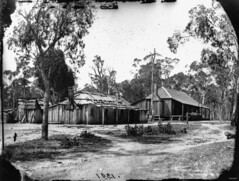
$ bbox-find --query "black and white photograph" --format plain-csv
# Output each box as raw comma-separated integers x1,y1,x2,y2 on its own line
1,0,239,180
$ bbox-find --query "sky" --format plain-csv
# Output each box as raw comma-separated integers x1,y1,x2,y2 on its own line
3,0,214,89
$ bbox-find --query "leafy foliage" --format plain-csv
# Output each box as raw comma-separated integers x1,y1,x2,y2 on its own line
158,122,176,134
89,55,117,95
167,72,191,91
8,0,95,74
35,49,75,103
2,73,31,109
125,125,144,136
1,0,16,30
168,4,236,52
120,53,179,103
6,0,95,139
119,79,147,103
167,2,238,121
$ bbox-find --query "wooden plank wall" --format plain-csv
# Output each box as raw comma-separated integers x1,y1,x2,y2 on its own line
48,104,147,125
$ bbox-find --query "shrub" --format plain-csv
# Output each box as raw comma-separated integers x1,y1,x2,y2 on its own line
145,126,153,134
80,130,95,138
125,125,144,136
158,122,176,134
60,131,96,147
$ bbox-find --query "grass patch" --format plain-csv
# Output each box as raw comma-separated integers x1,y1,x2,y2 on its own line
5,133,112,162
94,123,206,144
124,134,182,144
150,141,234,179
222,124,236,131
208,129,220,135
95,123,203,137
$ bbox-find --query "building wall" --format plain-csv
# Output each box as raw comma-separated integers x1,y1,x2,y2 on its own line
48,104,147,124
18,107,25,122
133,100,147,110
18,107,38,123
133,99,159,116
133,97,210,121
153,101,160,115
172,100,182,116
161,99,172,117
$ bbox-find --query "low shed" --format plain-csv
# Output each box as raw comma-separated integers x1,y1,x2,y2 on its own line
3,109,17,123
17,98,43,123
48,91,147,125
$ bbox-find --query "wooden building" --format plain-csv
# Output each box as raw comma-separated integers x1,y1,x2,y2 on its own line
48,91,147,124
132,87,210,121
17,98,43,123
3,109,17,123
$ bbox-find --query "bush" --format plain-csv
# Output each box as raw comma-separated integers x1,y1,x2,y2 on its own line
125,125,144,136
80,130,95,138
144,126,153,134
158,122,176,134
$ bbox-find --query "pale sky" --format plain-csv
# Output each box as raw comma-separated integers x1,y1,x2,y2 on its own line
3,0,214,88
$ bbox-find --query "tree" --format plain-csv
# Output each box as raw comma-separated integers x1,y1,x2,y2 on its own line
204,83,221,120
1,0,17,154
201,47,236,119
120,54,178,104
168,0,239,177
133,62,162,95
3,70,31,108
167,2,238,122
7,0,94,140
120,79,147,103
1,0,16,63
82,83,99,93
167,72,190,91
188,61,213,105
215,0,239,178
35,49,75,104
133,52,179,90
89,55,117,95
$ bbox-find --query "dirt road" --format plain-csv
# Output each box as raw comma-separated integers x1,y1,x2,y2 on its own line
1,121,235,180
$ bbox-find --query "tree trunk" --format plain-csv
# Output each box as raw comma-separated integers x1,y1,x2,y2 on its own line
217,1,239,177
231,56,239,125
231,86,238,124
41,71,50,140
201,90,205,105
150,49,156,122
107,79,110,95
229,93,239,176
1,89,4,154
220,89,225,120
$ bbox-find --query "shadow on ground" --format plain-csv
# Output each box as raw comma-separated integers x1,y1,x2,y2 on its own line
5,134,113,162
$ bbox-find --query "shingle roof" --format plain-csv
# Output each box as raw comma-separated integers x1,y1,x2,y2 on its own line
147,87,200,107
60,91,140,110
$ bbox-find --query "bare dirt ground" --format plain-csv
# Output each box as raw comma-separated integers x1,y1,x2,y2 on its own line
0,121,236,181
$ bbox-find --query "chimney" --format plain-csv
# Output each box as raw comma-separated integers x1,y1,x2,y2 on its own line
154,84,158,97
66,86,75,110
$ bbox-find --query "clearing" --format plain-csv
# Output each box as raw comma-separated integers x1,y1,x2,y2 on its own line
1,120,236,181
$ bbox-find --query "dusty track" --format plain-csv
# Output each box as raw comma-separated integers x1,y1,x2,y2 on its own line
0,121,235,180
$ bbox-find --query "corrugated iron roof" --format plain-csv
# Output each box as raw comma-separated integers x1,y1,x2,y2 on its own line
165,88,200,107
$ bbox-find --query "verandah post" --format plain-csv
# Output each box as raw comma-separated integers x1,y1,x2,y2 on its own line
102,107,104,125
